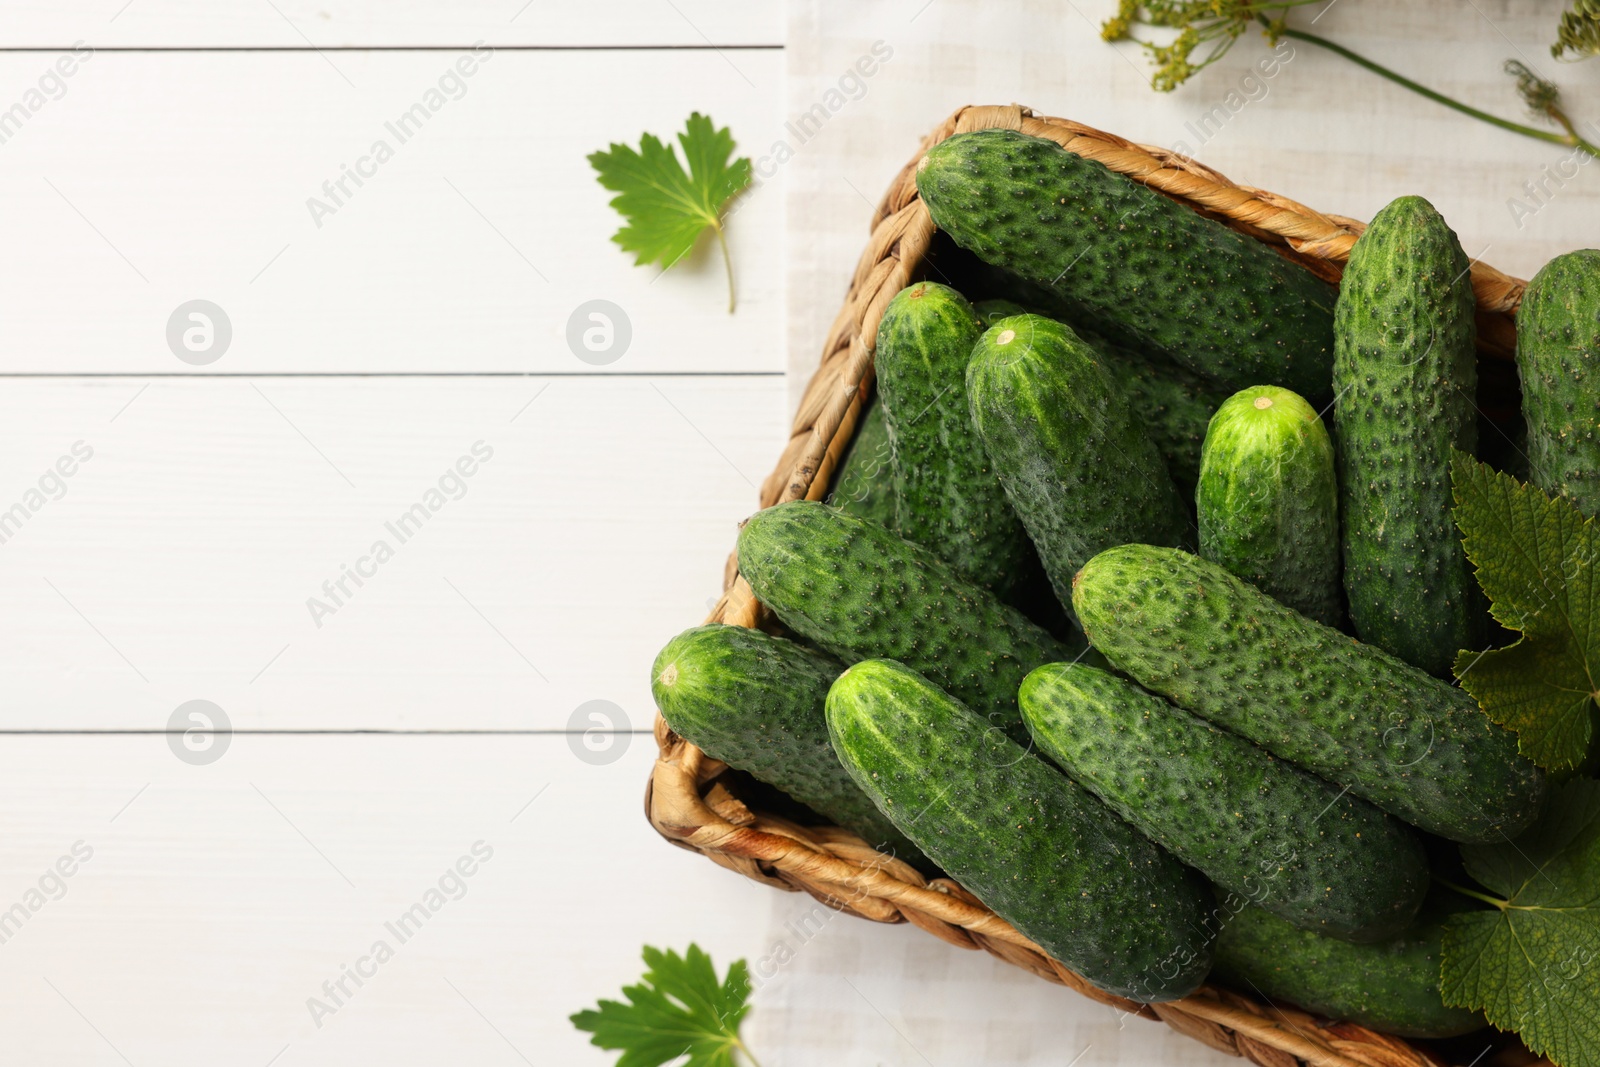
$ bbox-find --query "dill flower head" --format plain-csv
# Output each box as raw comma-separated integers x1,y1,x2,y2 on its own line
1553,0,1600,60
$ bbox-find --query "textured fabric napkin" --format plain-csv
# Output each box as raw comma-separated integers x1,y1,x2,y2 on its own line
746,891,1236,1066
783,0,1600,410
766,2,1597,1061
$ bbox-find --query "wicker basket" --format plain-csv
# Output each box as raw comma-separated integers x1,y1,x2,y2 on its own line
646,104,1547,1067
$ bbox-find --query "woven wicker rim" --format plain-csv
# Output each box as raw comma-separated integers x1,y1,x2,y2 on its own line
647,104,1538,1067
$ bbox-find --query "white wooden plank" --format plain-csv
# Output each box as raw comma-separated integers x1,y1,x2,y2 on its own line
0,375,782,730
0,734,777,1065
0,48,784,373
3,1,783,48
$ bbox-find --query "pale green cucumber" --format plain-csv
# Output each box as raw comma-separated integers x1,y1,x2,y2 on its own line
1197,385,1341,625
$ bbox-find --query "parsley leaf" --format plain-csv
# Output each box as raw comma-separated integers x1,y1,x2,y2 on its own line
1452,452,1599,770
1441,778,1600,1067
589,113,752,313
570,944,759,1067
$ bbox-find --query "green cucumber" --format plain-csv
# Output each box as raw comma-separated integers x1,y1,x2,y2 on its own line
738,501,1073,741
652,625,925,866
1104,352,1227,497
827,400,896,527
876,282,1030,593
1071,544,1546,843
1333,195,1482,674
977,302,1224,494
1197,385,1342,626
973,297,1030,326
963,243,1102,329
916,129,1337,397
1021,663,1427,942
967,315,1190,609
1034,317,1224,496
826,658,1214,1002
1517,248,1600,517
1213,897,1486,1038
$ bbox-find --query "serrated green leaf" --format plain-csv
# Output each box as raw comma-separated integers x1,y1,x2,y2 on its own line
1452,451,1600,770
588,113,752,311
1442,778,1600,1067
571,944,756,1067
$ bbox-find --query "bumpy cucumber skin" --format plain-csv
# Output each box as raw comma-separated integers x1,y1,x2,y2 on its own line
975,301,1224,494
1333,195,1482,675
876,283,1031,593
828,400,896,527
1518,248,1600,517
974,297,1030,327
652,625,925,865
826,659,1214,1002
1213,899,1486,1038
737,502,1073,741
1071,545,1545,843
1105,352,1227,497
1197,385,1342,626
967,315,1190,608
1021,663,1427,942
916,129,1337,397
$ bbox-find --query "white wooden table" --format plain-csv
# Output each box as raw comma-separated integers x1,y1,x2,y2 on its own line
0,5,787,1064
3,3,1594,1065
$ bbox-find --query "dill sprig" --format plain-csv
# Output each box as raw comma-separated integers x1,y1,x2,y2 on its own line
1104,2,1599,158
1554,0,1600,60
1101,0,1317,92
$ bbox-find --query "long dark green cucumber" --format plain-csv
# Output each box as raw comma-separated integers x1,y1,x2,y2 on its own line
1038,316,1225,497
978,302,1223,494
1197,385,1342,626
1021,663,1427,941
1517,248,1600,517
1072,544,1545,843
967,315,1190,608
1105,352,1227,497
737,501,1073,741
875,282,1030,593
1213,897,1486,1038
962,243,1103,329
915,129,1337,397
827,400,895,527
1333,195,1482,674
826,659,1214,1002
652,625,926,866
978,291,1221,494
